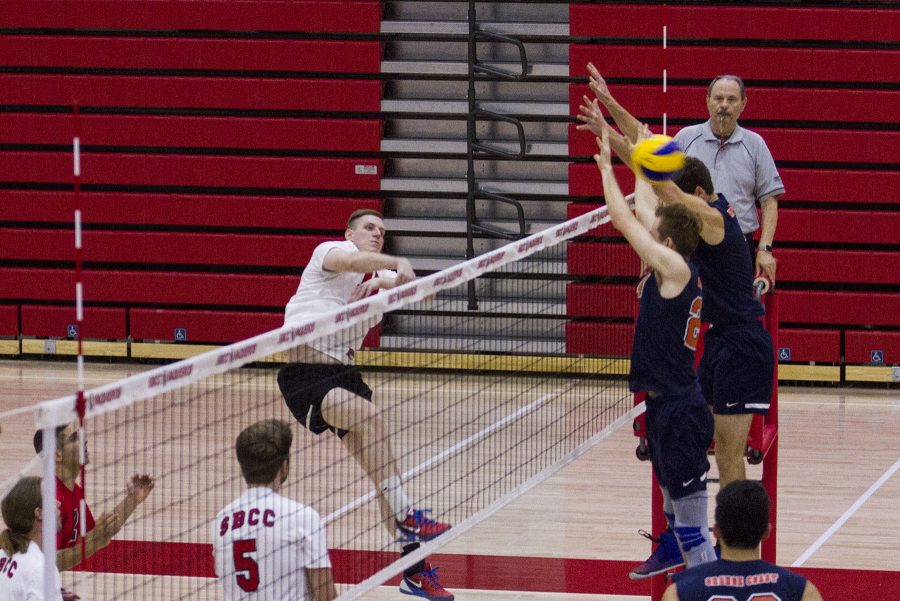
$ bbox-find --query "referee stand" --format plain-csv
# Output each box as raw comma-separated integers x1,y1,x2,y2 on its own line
636,286,780,601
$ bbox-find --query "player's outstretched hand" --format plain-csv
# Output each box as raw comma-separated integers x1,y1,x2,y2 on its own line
127,474,154,505
394,258,416,286
576,96,608,138
586,63,613,105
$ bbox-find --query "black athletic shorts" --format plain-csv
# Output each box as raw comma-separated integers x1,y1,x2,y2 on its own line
645,384,713,500
699,320,774,416
276,362,373,439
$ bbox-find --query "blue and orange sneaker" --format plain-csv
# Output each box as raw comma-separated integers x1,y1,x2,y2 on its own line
400,561,454,600
629,529,685,579
397,509,451,542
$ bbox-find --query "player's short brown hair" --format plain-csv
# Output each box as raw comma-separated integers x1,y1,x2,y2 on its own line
347,209,384,230
235,420,293,485
1,476,42,555
656,203,701,258
673,156,714,197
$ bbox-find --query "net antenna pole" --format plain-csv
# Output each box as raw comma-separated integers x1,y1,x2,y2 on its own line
651,9,669,600
73,100,90,575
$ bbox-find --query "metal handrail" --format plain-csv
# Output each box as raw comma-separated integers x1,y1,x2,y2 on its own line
465,0,530,309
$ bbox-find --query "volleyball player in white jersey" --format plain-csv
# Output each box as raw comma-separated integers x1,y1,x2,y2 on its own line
278,209,453,601
0,477,64,601
213,420,335,601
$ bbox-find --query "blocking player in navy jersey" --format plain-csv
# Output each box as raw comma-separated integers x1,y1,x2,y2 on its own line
214,420,336,601
277,209,452,600
593,124,717,573
664,480,823,601
654,158,775,489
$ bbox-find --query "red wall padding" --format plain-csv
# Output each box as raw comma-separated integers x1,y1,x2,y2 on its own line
568,242,640,278
566,284,636,318
566,204,621,239
774,210,900,245
0,75,383,112
0,306,18,336
568,124,900,165
0,268,297,308
0,1,383,33
569,164,900,204
0,153,383,191
570,45,900,84
778,329,841,363
21,306,126,339
568,288,900,327
0,37,382,73
566,322,634,356
776,250,900,285
0,113,382,152
780,291,900,327
845,331,900,364
567,85,900,125
568,205,900,246
130,309,282,343
0,229,331,267
569,5,900,42
0,191,382,230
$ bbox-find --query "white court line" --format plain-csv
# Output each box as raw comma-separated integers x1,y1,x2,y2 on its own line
324,390,558,524
792,457,900,567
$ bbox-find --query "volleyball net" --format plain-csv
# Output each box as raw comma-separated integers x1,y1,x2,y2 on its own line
17,204,640,600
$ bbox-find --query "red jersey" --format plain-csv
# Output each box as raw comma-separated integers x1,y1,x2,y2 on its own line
56,477,96,549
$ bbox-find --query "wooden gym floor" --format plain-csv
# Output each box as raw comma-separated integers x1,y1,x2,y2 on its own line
0,359,897,600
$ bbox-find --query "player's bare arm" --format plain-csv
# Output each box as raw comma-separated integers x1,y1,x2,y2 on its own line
323,249,416,285
756,195,778,283
660,583,680,601
57,510,124,570
801,579,824,601
654,181,725,245
585,63,643,142
577,96,635,165
307,567,338,601
594,130,690,298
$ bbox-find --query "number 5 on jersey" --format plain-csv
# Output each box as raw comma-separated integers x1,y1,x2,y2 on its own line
233,539,260,592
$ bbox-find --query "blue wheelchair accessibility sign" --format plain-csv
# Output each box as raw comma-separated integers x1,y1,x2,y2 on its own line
174,328,188,342
778,347,792,362
67,324,78,338
870,350,884,365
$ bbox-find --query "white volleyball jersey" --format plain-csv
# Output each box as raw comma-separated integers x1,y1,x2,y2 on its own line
213,488,331,601
0,542,63,601
284,240,395,363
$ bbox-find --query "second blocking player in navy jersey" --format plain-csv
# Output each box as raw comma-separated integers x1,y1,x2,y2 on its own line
663,480,823,601
654,159,775,489
592,124,717,573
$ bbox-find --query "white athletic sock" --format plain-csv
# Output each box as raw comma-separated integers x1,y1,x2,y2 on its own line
380,475,411,522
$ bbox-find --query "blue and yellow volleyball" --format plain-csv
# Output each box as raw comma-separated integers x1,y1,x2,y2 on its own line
631,135,685,183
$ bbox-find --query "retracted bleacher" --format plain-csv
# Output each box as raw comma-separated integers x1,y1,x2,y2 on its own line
566,2,900,383
0,0,385,356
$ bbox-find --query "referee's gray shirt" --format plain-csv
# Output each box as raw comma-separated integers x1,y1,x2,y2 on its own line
673,121,784,235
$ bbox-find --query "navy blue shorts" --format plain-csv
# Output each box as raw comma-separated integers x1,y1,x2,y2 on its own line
699,321,774,416
645,385,713,499
277,363,373,438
